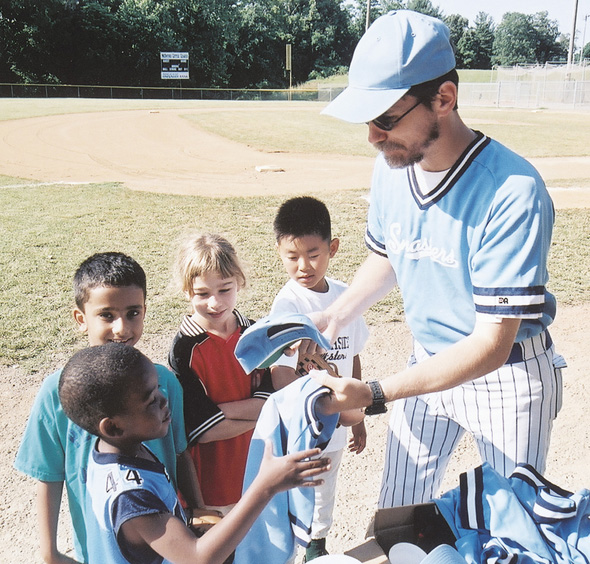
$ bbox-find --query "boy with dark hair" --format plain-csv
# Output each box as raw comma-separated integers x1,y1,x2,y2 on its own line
14,252,201,564
270,196,369,561
58,342,329,564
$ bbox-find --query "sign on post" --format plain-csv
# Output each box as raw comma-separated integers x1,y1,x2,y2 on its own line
160,52,189,80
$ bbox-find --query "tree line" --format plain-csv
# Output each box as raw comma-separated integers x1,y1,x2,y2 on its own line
0,0,570,90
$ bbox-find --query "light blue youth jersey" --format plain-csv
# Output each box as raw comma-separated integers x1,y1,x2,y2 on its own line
234,376,339,564
13,363,187,562
86,443,186,564
365,132,556,354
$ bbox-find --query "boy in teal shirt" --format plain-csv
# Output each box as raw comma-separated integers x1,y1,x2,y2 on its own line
14,252,200,564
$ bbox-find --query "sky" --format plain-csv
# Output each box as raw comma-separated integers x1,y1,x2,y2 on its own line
436,0,590,45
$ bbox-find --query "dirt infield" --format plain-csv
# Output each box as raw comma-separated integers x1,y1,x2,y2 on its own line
1,108,590,206
2,109,589,562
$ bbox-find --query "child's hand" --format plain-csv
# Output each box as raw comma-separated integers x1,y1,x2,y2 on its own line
348,420,367,454
256,440,330,495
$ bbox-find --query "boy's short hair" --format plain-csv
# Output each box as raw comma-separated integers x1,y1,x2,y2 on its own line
273,197,332,243
175,232,246,296
58,343,148,436
73,252,147,309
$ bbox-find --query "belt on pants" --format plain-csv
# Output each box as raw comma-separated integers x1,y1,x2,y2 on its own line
506,331,552,364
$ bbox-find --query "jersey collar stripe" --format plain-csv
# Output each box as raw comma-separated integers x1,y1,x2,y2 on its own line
180,310,250,337
409,131,490,210
511,463,571,498
180,315,208,337
304,387,330,438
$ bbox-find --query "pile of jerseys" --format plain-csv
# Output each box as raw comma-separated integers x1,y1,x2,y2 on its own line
434,463,590,563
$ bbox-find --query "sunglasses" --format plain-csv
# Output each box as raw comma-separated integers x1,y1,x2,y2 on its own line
368,99,422,131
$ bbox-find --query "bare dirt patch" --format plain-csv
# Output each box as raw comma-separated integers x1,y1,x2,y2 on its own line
1,108,589,204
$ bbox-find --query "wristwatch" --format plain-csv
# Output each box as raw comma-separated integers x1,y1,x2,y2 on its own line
364,380,387,415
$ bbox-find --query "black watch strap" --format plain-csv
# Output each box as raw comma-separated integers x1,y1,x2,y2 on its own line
365,380,387,415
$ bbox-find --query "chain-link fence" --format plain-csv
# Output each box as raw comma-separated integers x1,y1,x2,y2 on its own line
3,63,590,109
321,64,590,109
0,83,320,102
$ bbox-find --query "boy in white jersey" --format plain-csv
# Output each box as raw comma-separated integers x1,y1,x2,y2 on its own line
306,10,565,508
58,343,329,564
271,196,369,561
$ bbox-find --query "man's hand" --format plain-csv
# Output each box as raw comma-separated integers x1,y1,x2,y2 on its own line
310,371,372,414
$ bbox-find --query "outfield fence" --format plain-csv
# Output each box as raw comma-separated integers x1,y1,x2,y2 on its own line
0,83,320,102
3,63,590,109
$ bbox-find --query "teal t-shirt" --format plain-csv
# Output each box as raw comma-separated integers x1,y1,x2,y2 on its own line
14,363,187,563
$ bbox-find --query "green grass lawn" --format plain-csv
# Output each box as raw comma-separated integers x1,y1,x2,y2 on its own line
1,99,589,373
1,181,588,373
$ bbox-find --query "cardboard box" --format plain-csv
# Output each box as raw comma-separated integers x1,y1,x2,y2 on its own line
344,503,456,563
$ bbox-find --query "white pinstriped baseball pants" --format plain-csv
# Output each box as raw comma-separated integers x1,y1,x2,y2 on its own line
378,331,565,508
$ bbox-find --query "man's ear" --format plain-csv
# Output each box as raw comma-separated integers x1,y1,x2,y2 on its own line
98,417,124,438
329,238,340,258
73,307,87,334
435,81,458,117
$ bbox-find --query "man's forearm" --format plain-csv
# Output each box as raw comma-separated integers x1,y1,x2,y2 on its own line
381,317,521,402
323,253,396,337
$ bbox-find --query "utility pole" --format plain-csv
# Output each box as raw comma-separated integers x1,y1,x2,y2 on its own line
568,0,579,65
581,14,589,63
366,0,371,31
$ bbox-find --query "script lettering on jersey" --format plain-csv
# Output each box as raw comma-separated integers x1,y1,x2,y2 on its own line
386,223,458,268
323,336,349,363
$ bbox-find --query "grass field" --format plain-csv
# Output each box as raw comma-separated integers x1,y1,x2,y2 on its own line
1,99,589,373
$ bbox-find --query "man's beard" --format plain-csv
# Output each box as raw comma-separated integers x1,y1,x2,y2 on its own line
376,121,440,169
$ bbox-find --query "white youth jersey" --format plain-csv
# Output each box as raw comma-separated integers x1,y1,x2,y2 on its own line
365,132,556,355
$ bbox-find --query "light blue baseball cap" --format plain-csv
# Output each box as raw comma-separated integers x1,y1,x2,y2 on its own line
321,10,455,124
235,312,331,374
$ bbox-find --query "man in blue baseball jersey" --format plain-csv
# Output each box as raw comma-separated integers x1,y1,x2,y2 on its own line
307,10,566,507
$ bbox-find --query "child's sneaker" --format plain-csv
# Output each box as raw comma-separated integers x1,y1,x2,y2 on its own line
304,538,329,561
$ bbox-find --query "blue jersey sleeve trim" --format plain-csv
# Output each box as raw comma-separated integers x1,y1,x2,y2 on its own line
476,304,545,316
473,286,545,317
473,286,545,296
365,229,387,257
